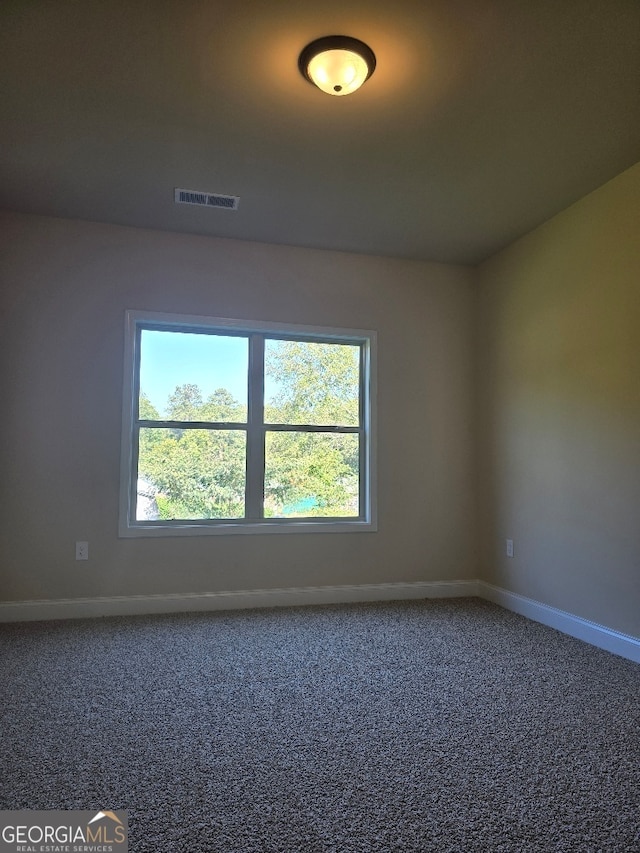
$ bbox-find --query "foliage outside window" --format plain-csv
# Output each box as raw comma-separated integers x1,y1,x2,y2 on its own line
119,311,376,536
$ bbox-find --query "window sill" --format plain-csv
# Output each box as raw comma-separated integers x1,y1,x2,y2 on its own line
118,518,377,538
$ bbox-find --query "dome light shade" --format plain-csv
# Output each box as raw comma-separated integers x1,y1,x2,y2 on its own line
299,36,376,96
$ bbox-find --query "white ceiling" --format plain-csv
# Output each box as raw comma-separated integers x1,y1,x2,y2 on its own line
1,0,639,264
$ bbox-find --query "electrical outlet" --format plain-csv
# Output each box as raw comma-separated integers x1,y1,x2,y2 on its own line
75,541,89,561
506,539,514,558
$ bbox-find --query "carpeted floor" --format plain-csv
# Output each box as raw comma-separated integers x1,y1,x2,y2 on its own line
1,598,638,852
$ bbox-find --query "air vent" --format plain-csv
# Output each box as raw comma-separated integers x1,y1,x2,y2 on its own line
174,188,240,210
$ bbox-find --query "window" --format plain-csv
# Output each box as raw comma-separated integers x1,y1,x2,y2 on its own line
119,311,376,536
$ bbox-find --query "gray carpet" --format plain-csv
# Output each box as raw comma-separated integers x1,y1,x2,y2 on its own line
1,598,639,852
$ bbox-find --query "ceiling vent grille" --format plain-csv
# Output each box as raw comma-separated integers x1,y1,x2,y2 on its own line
174,188,240,210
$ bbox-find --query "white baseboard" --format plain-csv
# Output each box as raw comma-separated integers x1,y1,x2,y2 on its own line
477,581,640,664
0,579,479,623
2,579,637,665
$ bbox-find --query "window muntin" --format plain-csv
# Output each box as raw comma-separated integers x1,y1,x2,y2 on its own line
120,312,376,536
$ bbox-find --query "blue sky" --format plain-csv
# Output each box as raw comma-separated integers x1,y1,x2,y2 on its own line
139,330,282,417
139,331,249,416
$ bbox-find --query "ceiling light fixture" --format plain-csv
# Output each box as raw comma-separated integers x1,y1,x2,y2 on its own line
298,35,376,96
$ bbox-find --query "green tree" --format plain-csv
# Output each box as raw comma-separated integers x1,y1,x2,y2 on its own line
137,385,246,519
137,392,165,462
166,383,203,420
265,340,359,426
201,388,246,423
139,391,160,420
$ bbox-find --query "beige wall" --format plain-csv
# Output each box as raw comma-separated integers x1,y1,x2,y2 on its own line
3,162,637,632
476,162,640,637
0,211,476,602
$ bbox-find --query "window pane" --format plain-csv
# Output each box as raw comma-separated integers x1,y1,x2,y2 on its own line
264,432,359,518
139,330,248,422
136,428,246,520
264,340,360,426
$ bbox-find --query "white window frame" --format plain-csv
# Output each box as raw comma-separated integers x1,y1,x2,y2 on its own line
118,310,377,537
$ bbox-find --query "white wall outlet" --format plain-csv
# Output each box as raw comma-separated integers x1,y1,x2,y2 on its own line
75,541,89,560
506,539,514,558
